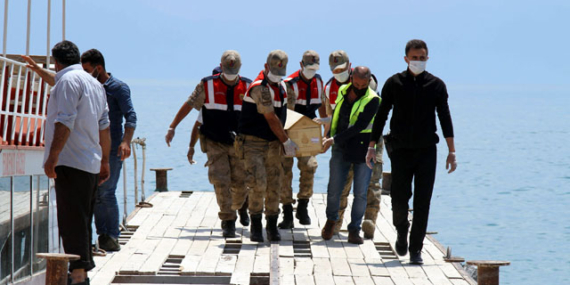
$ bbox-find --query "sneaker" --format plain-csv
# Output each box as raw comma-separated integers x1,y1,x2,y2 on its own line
98,234,120,252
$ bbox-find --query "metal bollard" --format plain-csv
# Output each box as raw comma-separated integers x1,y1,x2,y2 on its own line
150,168,172,192
466,260,510,285
36,253,80,285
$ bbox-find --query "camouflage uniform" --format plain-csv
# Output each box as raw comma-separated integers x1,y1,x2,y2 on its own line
280,156,317,204
187,81,248,221
242,136,282,216
335,139,384,233
239,83,284,216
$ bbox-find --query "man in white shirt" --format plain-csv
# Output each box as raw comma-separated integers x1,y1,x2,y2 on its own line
41,40,110,285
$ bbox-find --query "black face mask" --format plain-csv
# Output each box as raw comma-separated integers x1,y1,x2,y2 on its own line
352,84,367,97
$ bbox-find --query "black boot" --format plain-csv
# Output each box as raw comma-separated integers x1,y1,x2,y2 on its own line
238,200,250,226
278,204,294,229
395,228,408,256
295,199,311,225
222,220,236,238
250,214,264,242
266,215,281,242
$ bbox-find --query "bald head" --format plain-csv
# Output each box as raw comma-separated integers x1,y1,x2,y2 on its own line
353,66,371,80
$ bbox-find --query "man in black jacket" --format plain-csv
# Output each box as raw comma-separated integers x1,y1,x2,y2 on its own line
367,39,458,264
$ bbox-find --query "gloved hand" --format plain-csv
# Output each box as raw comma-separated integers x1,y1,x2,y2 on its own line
165,128,175,147
283,138,298,156
446,152,457,173
313,116,332,125
187,146,196,165
365,147,376,169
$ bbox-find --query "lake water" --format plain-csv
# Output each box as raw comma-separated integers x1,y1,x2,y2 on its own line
116,81,569,285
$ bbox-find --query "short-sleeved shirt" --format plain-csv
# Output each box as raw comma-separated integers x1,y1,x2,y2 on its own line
45,64,110,174
247,85,280,115
186,81,206,110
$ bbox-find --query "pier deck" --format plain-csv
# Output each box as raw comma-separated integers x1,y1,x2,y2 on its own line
89,191,476,285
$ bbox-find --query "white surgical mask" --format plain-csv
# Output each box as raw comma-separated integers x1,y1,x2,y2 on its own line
301,67,317,80
408,60,426,75
223,73,238,81
334,69,350,83
266,71,283,83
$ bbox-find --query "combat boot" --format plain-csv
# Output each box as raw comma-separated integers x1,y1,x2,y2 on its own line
278,204,294,229
265,215,281,242
238,200,250,226
295,199,311,225
361,219,376,239
222,220,236,238
250,214,264,242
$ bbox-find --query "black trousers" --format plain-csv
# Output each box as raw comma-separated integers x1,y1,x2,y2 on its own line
390,146,437,253
54,166,98,271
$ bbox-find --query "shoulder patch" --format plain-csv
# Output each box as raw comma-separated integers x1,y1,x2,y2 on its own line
261,86,272,106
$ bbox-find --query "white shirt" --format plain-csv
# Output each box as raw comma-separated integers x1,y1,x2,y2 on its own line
44,64,110,174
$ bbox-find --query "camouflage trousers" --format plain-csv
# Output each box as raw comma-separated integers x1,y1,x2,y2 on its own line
241,135,282,216
280,155,318,205
203,137,248,221
337,140,384,231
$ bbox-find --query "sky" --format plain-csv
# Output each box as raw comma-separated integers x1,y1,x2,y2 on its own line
2,0,569,90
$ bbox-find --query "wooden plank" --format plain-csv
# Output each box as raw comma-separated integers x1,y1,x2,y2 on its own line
170,239,193,257
294,257,314,275
409,278,434,285
310,240,330,258
279,257,295,276
417,251,453,285
326,239,347,259
353,276,375,285
450,280,471,285
372,276,396,285
384,260,410,280
313,257,335,285
296,274,316,285
279,240,295,258
334,276,355,285
360,240,382,260
253,244,270,274
330,257,352,276
343,242,364,259
230,244,257,285
138,238,177,275
215,254,237,276
365,258,390,277
402,263,428,279
391,277,415,285
270,244,280,285
293,228,310,242
196,240,224,275
348,258,370,277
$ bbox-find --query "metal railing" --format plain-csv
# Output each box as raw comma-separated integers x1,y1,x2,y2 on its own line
121,137,152,229
0,56,51,147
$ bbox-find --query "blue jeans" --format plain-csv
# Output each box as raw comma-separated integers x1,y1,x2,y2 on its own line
325,147,373,232
94,151,122,238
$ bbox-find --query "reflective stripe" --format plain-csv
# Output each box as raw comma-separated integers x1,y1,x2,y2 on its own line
348,122,374,132
296,98,323,105
244,80,285,108
316,78,323,102
202,78,245,111
292,82,299,99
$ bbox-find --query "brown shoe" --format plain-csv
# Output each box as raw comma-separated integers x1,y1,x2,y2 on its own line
348,230,364,244
361,219,375,239
321,220,336,240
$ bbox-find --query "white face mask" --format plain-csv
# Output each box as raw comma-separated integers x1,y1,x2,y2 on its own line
266,71,283,83
223,73,238,81
333,69,350,83
408,60,427,75
301,67,317,80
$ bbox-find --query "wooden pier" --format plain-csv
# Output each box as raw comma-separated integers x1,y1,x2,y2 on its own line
89,191,476,285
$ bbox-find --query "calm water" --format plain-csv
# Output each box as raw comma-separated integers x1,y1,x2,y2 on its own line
115,81,569,285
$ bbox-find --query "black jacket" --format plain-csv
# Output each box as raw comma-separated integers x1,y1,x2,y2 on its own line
371,70,454,149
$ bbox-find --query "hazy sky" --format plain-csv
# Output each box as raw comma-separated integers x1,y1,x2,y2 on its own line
2,0,569,89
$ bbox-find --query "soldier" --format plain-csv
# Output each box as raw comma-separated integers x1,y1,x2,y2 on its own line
165,51,250,237
278,50,324,229
318,51,385,239
237,50,298,242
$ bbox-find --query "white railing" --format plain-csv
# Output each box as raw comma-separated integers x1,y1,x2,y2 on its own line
0,56,51,148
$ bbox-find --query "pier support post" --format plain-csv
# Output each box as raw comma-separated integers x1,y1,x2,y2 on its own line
466,260,510,285
382,171,391,194
36,253,80,285
150,168,172,192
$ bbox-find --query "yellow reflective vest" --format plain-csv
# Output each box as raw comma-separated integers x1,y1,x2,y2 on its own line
330,83,380,137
